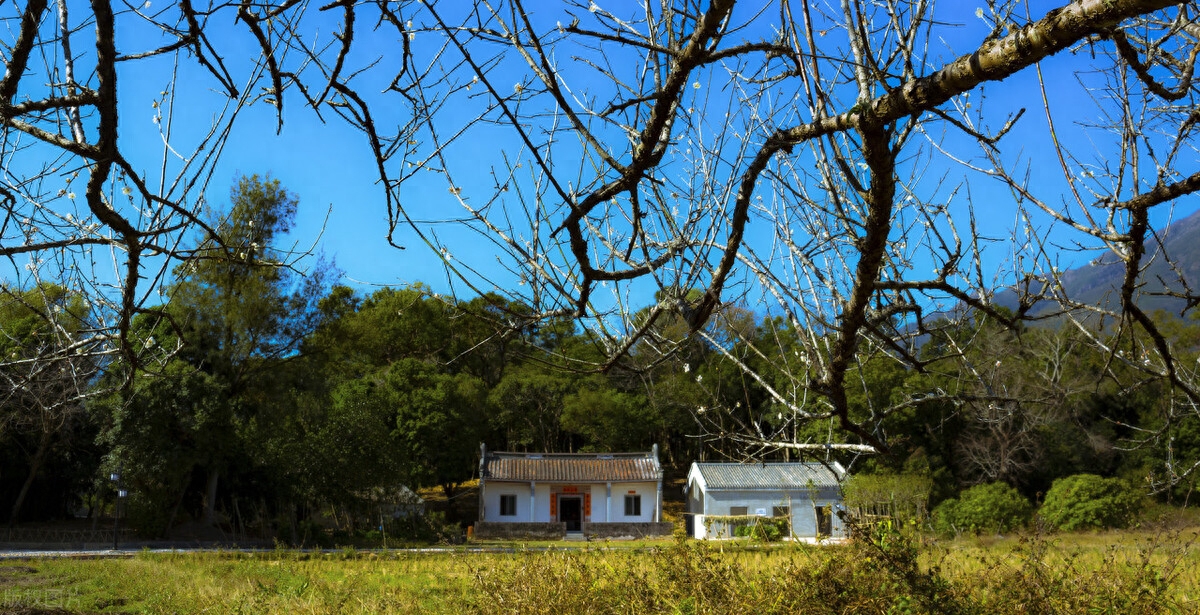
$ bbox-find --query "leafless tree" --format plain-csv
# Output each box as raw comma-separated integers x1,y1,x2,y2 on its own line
0,0,326,403
4,0,1200,484
937,322,1096,487
0,283,101,524
0,0,333,527
350,0,1200,462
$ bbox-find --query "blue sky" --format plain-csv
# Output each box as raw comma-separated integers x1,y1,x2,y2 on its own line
94,0,1200,315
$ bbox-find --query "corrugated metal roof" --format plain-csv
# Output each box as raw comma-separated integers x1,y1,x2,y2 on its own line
692,462,843,490
482,451,661,482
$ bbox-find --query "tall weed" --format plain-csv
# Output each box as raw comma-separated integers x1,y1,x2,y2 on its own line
968,530,1194,614
471,525,1192,614
471,526,968,615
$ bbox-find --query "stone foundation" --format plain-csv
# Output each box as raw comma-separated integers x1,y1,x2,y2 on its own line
472,522,565,541
582,522,675,539
472,521,675,541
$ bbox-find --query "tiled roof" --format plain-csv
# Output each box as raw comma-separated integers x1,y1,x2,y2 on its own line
692,462,843,491
482,451,661,482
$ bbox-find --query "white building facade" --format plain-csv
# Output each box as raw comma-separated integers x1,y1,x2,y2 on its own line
475,444,672,539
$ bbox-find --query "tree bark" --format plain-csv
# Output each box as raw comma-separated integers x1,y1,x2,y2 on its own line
8,430,52,527
203,468,220,527
165,477,190,539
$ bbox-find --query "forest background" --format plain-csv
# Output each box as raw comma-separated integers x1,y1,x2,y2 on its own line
3,0,1200,539
4,173,1199,536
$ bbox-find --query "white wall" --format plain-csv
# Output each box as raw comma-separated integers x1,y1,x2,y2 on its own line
692,488,845,539
533,484,554,522
610,482,658,522
481,483,534,522
482,481,661,523
589,484,608,522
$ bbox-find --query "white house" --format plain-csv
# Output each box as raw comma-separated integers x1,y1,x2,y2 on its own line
474,444,673,540
685,461,847,540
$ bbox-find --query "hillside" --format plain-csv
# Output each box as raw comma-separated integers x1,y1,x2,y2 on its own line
994,209,1200,318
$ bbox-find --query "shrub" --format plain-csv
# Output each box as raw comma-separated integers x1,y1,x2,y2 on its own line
971,531,1187,614
1038,474,1141,531
732,517,787,542
933,482,1031,536
841,472,932,524
123,492,171,537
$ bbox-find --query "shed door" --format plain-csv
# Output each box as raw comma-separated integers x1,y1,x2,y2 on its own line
815,505,832,537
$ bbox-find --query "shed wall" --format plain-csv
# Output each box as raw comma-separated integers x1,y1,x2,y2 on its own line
694,488,845,540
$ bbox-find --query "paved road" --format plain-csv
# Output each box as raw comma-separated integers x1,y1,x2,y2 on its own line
0,544,632,559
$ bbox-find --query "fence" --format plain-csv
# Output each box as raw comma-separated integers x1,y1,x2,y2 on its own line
0,527,137,544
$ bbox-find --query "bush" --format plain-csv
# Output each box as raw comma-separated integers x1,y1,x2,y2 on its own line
732,517,787,542
841,472,932,524
1038,474,1141,531
123,492,170,537
933,482,1031,536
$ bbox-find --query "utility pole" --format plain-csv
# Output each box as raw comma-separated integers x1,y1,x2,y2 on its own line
110,464,125,550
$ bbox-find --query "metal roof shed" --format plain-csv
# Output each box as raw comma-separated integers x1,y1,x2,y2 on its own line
685,462,847,541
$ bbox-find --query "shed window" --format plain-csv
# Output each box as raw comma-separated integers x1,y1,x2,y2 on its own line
773,506,790,518
624,494,642,517
500,494,517,516
729,506,748,516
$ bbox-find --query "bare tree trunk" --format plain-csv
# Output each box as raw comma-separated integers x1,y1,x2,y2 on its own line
441,483,459,520
203,468,220,527
8,430,52,528
233,497,245,542
289,502,298,545
165,479,190,539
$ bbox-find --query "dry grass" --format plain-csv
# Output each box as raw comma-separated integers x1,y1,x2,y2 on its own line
0,527,1195,614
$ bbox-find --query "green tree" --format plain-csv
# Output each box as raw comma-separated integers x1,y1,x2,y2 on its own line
561,379,655,452
302,285,526,385
299,376,409,508
349,360,487,506
488,365,579,452
99,175,334,532
621,295,770,462
96,357,227,534
1,283,99,525
304,284,454,376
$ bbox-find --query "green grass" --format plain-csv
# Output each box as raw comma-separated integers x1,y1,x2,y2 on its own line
1,529,1197,614
2,550,476,614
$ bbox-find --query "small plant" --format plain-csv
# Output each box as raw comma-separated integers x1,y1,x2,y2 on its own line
732,517,787,542
1038,474,1141,531
796,518,970,615
933,481,1031,536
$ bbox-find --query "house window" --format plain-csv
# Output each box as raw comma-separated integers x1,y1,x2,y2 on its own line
773,506,790,518
500,494,517,516
624,494,642,517
730,506,748,516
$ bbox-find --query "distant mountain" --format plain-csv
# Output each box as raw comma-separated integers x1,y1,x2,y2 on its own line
993,209,1200,318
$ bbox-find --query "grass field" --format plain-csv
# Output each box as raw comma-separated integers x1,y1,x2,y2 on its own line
1,528,1197,614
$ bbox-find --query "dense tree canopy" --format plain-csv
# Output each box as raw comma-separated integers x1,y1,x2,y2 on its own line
93,175,334,535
